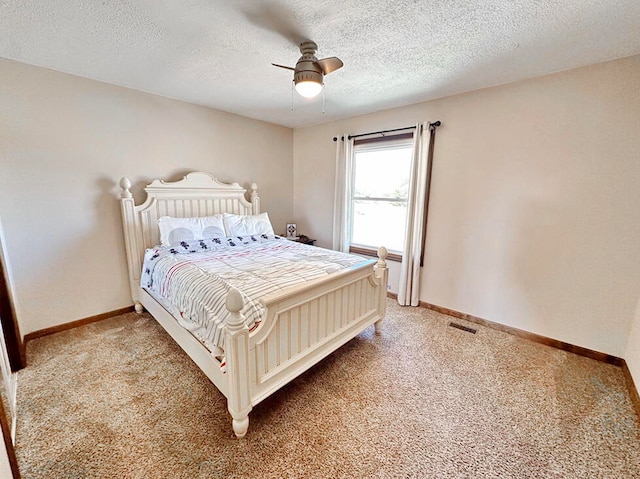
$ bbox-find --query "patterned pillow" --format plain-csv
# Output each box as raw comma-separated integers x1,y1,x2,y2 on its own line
158,215,226,246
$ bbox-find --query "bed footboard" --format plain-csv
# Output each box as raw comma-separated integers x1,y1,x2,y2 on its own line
224,247,388,437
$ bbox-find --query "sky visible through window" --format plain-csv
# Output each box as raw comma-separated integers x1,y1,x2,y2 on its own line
351,144,413,252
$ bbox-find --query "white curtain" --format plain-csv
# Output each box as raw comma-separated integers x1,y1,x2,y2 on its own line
398,122,432,306
332,135,354,252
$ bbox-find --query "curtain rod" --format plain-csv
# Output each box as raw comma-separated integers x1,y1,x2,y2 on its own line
332,121,441,141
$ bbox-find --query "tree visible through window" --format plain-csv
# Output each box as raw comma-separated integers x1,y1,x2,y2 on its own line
349,136,413,256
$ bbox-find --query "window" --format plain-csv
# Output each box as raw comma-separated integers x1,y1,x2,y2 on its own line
349,135,414,259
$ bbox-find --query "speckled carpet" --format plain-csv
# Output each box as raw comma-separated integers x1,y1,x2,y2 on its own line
15,300,640,478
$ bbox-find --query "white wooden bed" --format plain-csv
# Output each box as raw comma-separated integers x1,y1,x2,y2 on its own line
119,172,388,437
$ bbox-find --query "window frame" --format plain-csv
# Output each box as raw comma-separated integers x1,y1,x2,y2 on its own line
347,133,414,262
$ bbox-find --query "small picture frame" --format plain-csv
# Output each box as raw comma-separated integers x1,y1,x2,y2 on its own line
286,223,298,238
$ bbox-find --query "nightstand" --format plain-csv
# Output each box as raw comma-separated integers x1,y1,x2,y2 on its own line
283,235,316,246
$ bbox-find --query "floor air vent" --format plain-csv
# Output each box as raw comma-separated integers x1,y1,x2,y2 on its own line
449,322,477,334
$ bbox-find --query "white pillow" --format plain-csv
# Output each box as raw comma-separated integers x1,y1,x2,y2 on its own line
222,212,274,237
158,215,226,246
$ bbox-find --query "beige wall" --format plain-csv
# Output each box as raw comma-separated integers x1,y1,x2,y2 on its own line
0,431,11,479
0,59,293,335
2,54,639,390
626,300,640,389
293,56,640,367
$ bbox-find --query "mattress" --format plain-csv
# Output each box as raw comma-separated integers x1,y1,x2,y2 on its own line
141,235,369,351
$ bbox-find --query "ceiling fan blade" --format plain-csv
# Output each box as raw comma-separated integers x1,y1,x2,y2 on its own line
272,63,296,71
316,57,344,75
240,4,308,47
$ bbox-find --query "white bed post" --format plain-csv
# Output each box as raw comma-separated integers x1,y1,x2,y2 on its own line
374,246,389,333
250,183,260,215
224,287,252,438
119,177,144,313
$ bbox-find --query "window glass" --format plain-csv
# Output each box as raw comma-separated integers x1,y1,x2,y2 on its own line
350,138,413,254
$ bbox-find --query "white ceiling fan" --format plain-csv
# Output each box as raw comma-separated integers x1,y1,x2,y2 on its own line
272,41,343,98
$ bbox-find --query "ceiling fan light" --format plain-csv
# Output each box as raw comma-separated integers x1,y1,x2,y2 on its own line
295,80,323,98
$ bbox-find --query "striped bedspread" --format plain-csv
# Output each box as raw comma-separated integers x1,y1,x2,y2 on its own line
141,235,369,351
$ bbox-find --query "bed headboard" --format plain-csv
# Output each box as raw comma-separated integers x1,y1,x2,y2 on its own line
119,172,260,303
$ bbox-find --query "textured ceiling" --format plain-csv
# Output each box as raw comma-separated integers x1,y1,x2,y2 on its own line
1,0,640,128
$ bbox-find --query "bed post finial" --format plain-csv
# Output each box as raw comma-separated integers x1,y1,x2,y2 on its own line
120,177,132,198
225,287,252,438
226,287,245,322
376,246,388,269
249,183,260,214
